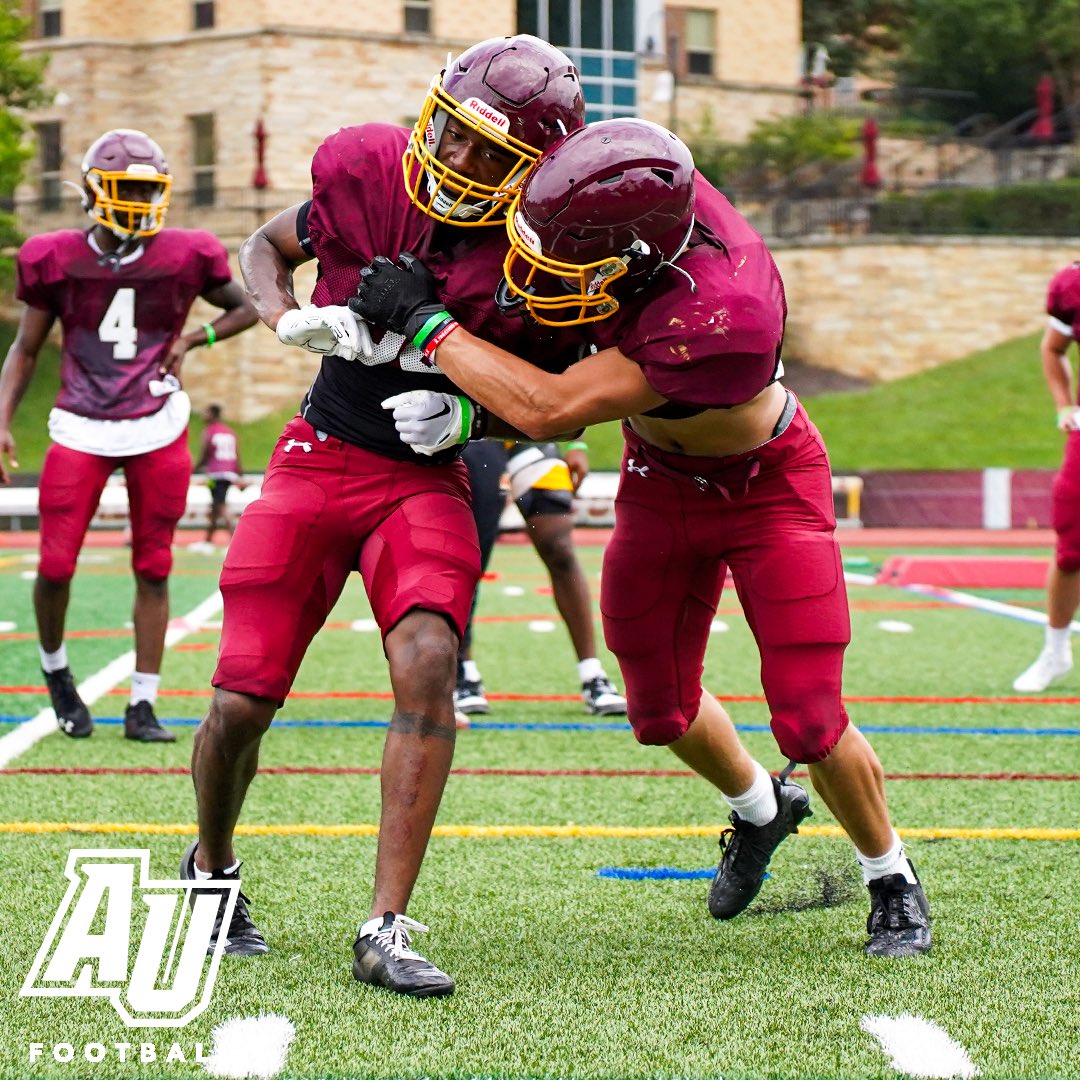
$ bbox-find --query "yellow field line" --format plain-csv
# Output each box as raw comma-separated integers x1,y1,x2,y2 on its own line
0,822,1078,841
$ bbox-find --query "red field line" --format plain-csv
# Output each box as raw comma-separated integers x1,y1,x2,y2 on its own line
4,685,1080,705
2,765,1076,781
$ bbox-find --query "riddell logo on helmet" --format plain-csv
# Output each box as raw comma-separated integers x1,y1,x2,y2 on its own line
514,212,543,255
461,98,510,132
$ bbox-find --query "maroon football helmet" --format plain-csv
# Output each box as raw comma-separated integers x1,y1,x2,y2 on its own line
501,119,696,324
404,35,585,226
81,128,172,238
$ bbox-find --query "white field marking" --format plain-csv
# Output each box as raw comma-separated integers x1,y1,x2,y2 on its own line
904,582,1080,631
202,1014,296,1080
0,621,16,632
0,589,223,769
709,620,729,633
502,585,525,596
350,618,378,632
845,571,878,586
861,1014,979,1079
528,620,557,633
878,619,914,633
20,570,36,580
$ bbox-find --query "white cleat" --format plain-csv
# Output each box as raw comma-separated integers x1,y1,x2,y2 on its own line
1012,647,1073,692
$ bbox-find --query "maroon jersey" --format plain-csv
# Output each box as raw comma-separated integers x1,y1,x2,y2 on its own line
16,229,232,420
584,176,786,410
300,123,578,462
201,420,240,477
1047,262,1080,339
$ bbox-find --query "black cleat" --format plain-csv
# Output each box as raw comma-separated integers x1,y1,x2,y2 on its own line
581,674,627,716
179,841,269,956
454,676,490,715
44,667,93,738
866,869,932,957
353,912,455,997
123,701,176,743
708,777,812,920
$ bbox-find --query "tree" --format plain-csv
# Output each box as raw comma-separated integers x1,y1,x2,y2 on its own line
897,0,1080,123
802,0,913,78
0,1,48,254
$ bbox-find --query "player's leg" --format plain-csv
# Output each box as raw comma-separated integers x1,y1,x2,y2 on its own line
456,440,506,714
1015,438,1080,691
354,469,479,996
732,408,929,955
524,504,626,715
601,460,796,919
123,433,191,742
35,442,114,736
189,421,355,954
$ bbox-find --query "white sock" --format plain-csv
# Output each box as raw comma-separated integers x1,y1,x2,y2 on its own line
723,762,777,827
578,657,603,682
193,856,240,879
461,660,481,683
130,671,160,706
1046,626,1072,655
40,644,69,673
856,830,918,884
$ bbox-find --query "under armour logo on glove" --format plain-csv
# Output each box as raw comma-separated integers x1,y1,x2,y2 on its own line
283,439,312,454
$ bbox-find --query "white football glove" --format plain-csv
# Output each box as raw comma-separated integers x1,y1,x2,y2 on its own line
381,390,480,456
276,304,373,362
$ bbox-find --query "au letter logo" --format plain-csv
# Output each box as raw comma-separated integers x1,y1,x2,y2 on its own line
22,850,236,1028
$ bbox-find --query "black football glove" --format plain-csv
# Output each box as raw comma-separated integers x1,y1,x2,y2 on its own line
349,252,447,343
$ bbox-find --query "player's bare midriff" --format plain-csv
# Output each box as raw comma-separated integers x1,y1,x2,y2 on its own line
626,380,789,458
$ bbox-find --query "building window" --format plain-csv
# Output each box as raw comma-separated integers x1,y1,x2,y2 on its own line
36,121,63,211
190,113,216,207
193,1,215,29
684,9,715,77
516,0,637,121
40,0,62,38
404,0,431,33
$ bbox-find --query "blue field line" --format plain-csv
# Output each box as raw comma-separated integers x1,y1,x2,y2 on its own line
596,867,771,881
597,867,717,880
1,715,1079,736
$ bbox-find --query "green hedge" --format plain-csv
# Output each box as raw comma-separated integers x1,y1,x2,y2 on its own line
873,180,1080,235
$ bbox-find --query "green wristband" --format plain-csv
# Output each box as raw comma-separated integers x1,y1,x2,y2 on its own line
564,440,588,451
457,396,475,445
202,323,217,347
413,310,452,350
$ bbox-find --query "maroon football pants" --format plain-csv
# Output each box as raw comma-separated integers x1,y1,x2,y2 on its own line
212,417,481,705
1053,430,1080,572
38,432,191,584
600,401,851,764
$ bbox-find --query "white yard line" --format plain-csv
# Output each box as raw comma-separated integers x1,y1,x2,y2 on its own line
862,1014,980,1079
0,590,223,769
202,1014,296,1080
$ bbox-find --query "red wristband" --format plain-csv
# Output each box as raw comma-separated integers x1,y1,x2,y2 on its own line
421,318,461,361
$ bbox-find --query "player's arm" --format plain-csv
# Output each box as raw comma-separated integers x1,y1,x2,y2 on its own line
242,202,371,361
239,202,310,331
1041,323,1078,430
0,305,55,483
160,280,258,376
433,331,664,439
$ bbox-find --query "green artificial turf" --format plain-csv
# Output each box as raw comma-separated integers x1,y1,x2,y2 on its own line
1,541,1079,1078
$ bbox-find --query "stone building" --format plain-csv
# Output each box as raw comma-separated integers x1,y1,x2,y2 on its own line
13,0,803,418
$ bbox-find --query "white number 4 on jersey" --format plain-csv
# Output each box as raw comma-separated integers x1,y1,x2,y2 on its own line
98,287,138,360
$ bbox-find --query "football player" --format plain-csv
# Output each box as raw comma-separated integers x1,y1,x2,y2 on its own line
193,403,246,548
352,118,932,960
457,438,626,716
0,128,257,743
186,36,585,997
1013,260,1080,692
